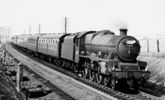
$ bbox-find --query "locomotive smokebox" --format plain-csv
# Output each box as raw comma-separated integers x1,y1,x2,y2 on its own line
120,28,127,36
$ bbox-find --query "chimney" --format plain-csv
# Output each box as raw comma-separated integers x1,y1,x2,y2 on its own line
120,28,127,36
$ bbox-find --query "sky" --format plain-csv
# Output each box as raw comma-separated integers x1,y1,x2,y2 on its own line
0,0,165,38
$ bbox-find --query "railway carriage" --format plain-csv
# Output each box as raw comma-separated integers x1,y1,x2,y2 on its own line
22,36,28,49
38,35,61,58
16,35,28,49
11,36,18,44
26,35,39,52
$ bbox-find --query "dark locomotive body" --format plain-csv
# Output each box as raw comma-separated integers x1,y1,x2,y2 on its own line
11,29,150,90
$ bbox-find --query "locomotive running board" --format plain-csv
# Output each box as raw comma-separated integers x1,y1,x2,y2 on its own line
79,55,117,62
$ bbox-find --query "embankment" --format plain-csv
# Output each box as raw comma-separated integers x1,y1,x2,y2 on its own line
139,52,165,85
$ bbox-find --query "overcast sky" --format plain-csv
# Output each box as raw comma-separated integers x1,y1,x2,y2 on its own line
0,0,165,38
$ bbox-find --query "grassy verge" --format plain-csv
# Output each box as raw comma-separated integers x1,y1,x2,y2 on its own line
0,63,23,100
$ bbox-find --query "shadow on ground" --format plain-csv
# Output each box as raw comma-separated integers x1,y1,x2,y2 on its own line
22,88,52,98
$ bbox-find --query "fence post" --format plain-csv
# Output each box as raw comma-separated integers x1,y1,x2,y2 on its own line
147,39,149,52
157,39,160,52
16,62,23,92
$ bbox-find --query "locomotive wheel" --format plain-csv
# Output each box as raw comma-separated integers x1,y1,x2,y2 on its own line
73,64,78,73
62,60,67,67
96,73,103,84
56,59,61,66
82,67,89,78
89,71,96,81
132,79,139,90
66,62,71,69
111,78,116,90
103,77,110,86
140,78,146,87
48,57,52,62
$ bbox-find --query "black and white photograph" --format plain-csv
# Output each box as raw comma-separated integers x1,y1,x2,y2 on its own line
0,0,165,100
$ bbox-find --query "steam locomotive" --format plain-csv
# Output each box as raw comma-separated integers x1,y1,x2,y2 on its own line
11,29,150,90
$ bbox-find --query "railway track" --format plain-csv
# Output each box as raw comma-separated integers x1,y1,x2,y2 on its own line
6,43,162,100
23,64,76,100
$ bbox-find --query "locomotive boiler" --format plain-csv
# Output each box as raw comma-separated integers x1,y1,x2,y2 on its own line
84,29,140,61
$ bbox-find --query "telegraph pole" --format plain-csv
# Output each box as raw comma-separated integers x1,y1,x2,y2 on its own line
29,25,31,34
39,23,40,34
7,27,10,42
0,35,1,43
24,30,25,35
65,17,67,34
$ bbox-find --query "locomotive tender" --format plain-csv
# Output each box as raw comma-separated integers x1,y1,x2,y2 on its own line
11,29,150,90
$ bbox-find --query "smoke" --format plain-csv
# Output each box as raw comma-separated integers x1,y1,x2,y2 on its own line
109,18,128,34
